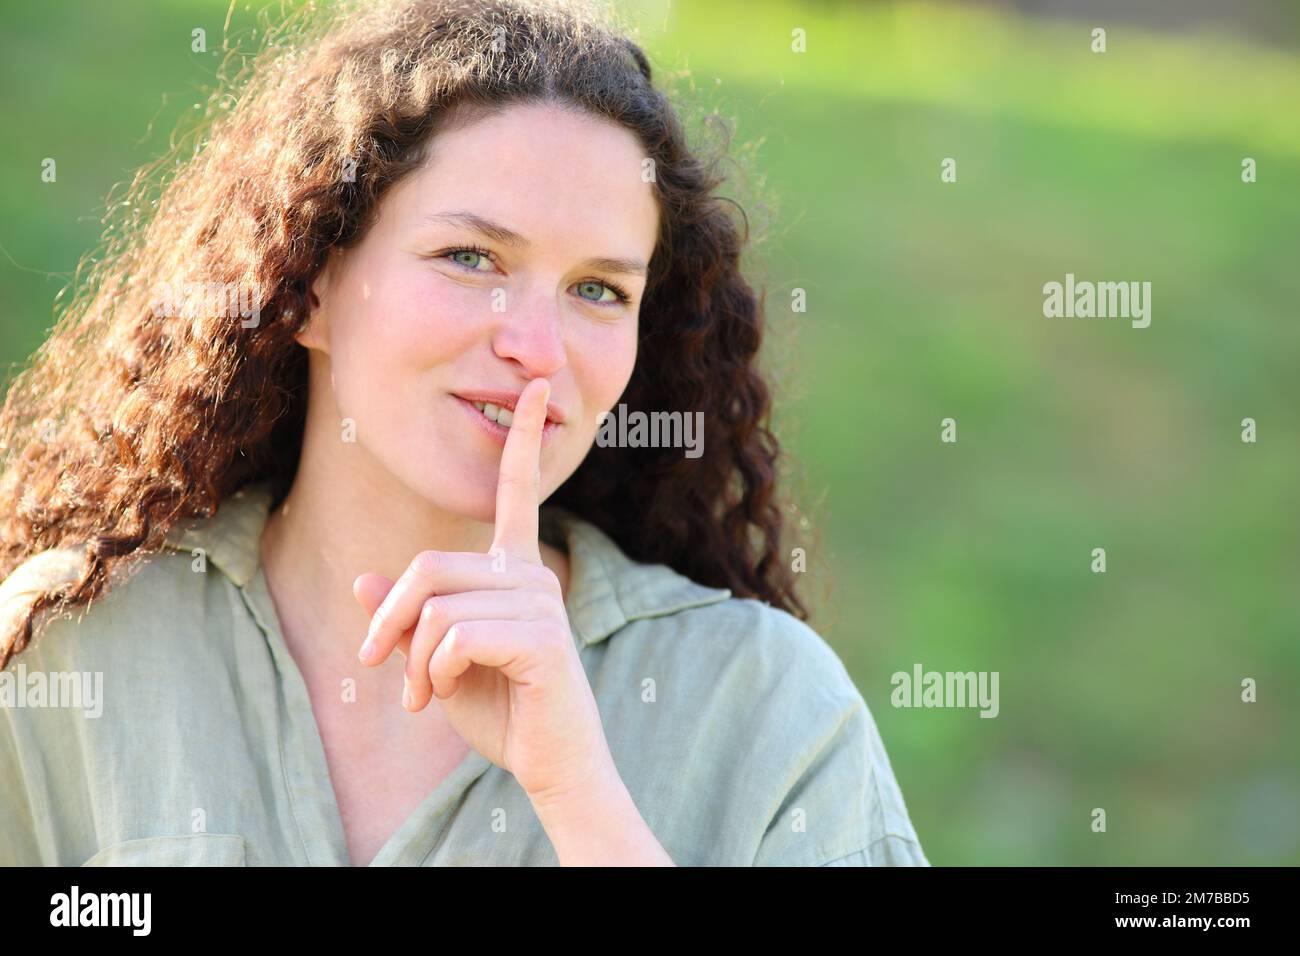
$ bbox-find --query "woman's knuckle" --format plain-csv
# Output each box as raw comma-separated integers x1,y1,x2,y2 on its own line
443,623,467,656
411,550,441,576
420,595,447,625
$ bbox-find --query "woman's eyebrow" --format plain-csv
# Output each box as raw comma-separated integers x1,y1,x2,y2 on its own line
421,209,648,277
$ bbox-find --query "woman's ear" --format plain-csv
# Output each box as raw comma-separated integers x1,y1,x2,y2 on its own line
295,252,334,352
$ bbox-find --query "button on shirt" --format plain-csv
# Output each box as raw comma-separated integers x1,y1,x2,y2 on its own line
0,483,928,866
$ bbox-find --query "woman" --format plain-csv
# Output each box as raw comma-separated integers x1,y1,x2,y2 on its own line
0,0,927,866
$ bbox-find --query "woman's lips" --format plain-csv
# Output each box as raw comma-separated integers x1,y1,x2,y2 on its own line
453,395,561,446
451,389,567,424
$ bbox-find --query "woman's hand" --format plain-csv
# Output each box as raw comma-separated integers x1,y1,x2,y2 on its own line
351,378,615,806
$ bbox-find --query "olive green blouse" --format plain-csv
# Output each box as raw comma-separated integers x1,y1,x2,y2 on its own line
0,483,928,866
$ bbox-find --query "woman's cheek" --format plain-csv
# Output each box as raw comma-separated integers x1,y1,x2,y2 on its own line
586,317,638,407
567,318,637,450
324,306,418,439
396,278,495,360
347,282,471,372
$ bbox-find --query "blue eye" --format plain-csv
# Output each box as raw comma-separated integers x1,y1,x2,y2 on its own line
575,280,629,305
442,246,495,271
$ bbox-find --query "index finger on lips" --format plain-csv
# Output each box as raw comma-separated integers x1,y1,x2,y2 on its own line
489,377,548,563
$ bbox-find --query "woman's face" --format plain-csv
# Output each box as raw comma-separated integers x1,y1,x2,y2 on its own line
300,101,659,522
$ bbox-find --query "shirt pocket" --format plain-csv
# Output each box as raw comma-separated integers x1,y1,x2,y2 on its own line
80,833,247,866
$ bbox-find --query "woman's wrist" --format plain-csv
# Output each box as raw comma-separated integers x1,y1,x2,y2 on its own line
528,760,675,866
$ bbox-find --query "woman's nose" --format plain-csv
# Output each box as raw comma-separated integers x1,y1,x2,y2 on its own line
491,292,567,378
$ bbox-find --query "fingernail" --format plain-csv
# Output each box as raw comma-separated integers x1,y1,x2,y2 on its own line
402,685,412,710
358,638,373,662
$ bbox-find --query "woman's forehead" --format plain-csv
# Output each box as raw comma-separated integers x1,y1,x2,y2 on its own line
382,106,659,249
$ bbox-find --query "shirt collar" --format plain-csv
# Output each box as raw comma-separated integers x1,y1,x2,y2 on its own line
161,483,732,648
162,485,269,589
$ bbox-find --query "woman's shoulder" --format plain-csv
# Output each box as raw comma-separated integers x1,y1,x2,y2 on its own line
0,544,92,667
685,595,852,676
0,545,88,621
1,488,269,670
661,593,865,708
0,540,213,672
542,505,867,714
542,510,928,865
663,599,929,865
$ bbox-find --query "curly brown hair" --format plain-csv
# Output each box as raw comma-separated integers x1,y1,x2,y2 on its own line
0,0,808,671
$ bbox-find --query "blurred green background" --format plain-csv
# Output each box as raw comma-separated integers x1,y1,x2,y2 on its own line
2,0,1297,864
